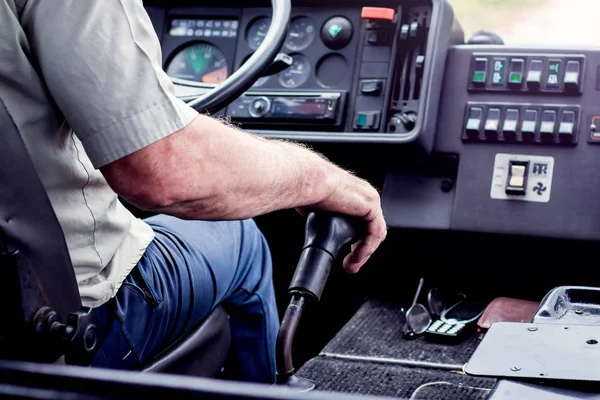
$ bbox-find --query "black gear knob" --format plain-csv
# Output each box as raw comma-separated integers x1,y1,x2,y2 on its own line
288,212,362,302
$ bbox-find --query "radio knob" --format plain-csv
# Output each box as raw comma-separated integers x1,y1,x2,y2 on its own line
249,97,271,118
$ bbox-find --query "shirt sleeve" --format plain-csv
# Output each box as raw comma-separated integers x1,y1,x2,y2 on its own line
19,0,198,168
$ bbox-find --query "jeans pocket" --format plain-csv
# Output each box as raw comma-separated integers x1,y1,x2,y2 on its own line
122,266,161,308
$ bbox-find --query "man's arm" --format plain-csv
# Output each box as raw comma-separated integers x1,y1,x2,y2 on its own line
21,0,386,273
101,115,387,273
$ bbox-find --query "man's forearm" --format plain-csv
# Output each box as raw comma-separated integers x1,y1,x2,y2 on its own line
102,114,340,220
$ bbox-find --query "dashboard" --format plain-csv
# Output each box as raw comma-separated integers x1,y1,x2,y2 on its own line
144,0,600,245
145,0,455,147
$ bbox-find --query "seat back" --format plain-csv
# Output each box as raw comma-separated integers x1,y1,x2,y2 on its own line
0,97,81,360
0,98,231,375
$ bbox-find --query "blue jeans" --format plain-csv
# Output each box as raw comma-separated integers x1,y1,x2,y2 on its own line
90,214,279,383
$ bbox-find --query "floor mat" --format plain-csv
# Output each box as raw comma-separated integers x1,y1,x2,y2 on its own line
322,297,483,366
296,356,496,399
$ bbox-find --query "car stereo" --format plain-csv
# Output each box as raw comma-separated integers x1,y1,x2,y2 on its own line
226,92,346,127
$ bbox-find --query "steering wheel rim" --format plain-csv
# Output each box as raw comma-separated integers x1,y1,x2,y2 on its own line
179,0,291,115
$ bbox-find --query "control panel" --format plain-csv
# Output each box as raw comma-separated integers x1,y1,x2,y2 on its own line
463,102,580,145
434,45,600,241
468,53,584,95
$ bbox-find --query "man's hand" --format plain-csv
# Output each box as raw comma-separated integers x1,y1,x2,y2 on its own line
298,167,387,274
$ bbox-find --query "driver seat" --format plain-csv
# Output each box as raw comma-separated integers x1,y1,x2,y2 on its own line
0,97,230,377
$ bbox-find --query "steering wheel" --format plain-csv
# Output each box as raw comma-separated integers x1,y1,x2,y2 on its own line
173,0,291,115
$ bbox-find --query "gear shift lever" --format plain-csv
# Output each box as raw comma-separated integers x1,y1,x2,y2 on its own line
276,212,361,391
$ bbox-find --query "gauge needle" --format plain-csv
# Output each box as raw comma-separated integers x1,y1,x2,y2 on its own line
290,33,300,37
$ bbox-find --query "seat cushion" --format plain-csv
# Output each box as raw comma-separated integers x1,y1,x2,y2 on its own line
141,305,230,377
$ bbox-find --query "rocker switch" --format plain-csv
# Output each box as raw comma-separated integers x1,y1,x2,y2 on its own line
506,161,529,196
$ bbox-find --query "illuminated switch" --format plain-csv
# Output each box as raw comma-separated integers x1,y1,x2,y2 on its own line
465,107,483,140
506,161,529,196
472,58,488,87
521,109,538,142
502,108,519,141
484,108,501,140
508,58,524,88
355,111,380,129
540,110,557,143
546,59,561,88
559,110,576,143
491,58,506,86
527,59,543,91
564,60,581,92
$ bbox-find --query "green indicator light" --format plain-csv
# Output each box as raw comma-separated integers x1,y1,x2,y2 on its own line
473,71,486,82
509,72,522,83
328,24,342,38
548,61,560,73
357,113,367,127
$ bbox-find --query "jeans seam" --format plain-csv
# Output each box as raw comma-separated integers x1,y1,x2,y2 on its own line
239,287,275,381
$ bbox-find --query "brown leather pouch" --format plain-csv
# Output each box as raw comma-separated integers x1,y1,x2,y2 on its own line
477,297,540,330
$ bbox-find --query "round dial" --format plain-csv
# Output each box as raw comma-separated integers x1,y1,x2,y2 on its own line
246,17,271,50
278,54,311,88
285,17,316,51
166,43,228,84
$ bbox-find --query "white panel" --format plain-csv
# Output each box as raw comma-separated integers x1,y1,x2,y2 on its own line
490,153,555,203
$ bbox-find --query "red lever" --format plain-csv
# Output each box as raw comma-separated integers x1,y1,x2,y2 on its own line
361,7,395,22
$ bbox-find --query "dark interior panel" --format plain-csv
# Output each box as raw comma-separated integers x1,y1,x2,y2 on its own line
435,46,600,240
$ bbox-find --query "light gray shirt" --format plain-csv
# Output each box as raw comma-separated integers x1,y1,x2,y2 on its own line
1,0,198,307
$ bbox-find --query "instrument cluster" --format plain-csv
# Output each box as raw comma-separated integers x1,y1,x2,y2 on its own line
161,8,360,93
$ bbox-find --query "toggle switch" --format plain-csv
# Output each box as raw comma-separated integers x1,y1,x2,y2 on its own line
506,160,529,196
502,108,519,142
540,110,557,143
559,110,576,143
472,58,488,87
508,58,524,88
484,108,501,140
527,59,543,91
521,109,538,142
465,107,483,140
564,60,581,92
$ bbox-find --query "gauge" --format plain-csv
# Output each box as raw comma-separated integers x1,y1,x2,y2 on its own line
246,17,271,50
278,54,311,88
166,43,228,84
285,17,316,51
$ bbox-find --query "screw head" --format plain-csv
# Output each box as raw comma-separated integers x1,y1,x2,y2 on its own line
510,366,521,372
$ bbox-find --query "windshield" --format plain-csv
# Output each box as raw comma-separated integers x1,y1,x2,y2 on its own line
450,0,597,46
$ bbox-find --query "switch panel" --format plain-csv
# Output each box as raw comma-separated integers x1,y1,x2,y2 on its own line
491,154,554,203
468,53,584,94
462,102,580,146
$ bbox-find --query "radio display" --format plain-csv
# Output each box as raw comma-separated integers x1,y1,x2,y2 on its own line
270,97,337,119
169,18,239,39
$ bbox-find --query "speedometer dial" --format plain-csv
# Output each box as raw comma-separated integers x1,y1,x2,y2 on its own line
285,17,316,51
246,17,271,50
278,54,311,88
166,43,228,84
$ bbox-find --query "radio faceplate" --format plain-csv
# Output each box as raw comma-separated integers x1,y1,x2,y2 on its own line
226,91,346,127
